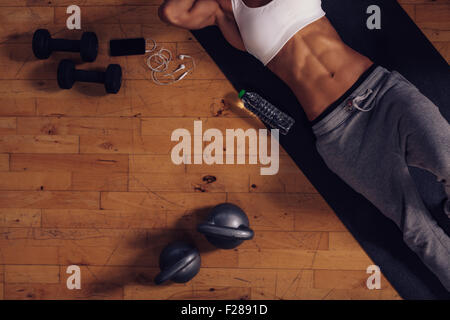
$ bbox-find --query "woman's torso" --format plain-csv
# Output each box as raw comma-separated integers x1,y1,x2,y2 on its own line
229,0,325,66
217,0,373,120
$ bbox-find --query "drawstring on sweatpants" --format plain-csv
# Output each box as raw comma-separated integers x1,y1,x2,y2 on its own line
346,88,374,112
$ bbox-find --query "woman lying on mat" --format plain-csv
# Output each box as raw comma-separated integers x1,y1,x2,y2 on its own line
158,0,450,290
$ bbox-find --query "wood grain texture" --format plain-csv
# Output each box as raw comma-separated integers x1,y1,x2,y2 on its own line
0,1,445,300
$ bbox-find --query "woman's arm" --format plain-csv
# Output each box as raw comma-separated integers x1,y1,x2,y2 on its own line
159,0,246,51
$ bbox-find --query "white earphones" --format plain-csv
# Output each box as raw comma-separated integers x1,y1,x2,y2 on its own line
145,42,195,85
144,38,157,53
176,71,189,81
171,64,186,74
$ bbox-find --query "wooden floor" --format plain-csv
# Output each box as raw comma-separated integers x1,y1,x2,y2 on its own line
0,0,448,300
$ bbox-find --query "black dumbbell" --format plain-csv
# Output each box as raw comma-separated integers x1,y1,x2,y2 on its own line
32,29,98,62
57,59,122,94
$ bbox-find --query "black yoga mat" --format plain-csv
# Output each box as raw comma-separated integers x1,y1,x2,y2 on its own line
191,0,450,299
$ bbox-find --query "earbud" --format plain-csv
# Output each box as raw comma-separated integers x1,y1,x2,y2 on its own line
176,72,189,81
172,64,186,73
179,54,192,60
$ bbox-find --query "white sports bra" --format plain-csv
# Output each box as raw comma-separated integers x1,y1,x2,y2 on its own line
231,0,325,65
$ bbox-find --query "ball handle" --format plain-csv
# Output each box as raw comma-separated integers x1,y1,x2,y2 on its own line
197,223,254,241
154,249,199,285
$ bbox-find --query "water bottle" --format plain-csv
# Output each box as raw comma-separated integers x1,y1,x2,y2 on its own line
238,90,295,135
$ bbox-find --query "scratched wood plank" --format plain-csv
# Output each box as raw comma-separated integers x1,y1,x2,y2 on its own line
0,227,147,247
36,97,134,117
0,117,16,134
79,134,179,155
295,209,347,232
192,268,277,290
125,284,252,300
0,172,72,191
10,154,129,173
0,98,35,116
0,135,79,154
129,155,185,174
129,172,249,193
0,191,99,209
57,244,157,267
3,265,133,299
196,248,239,269
4,265,60,284
237,249,316,269
312,251,374,271
0,154,9,171
0,246,58,264
42,209,165,229
100,191,226,211
71,172,128,191
190,286,251,300
4,282,123,300
17,117,141,136
124,283,193,300
273,269,315,299
0,208,41,227
165,209,198,230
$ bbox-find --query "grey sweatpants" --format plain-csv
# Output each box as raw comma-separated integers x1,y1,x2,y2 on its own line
312,66,450,291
